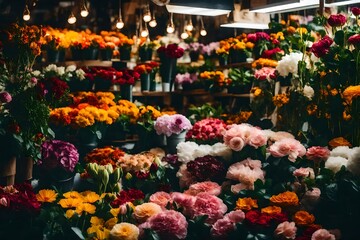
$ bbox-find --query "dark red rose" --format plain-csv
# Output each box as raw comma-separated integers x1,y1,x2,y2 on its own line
186,155,225,182
150,163,158,173
261,47,282,59
245,210,260,225
302,224,322,237
348,34,360,46
351,7,360,16
111,189,145,207
327,14,347,27
134,171,150,179
310,35,333,58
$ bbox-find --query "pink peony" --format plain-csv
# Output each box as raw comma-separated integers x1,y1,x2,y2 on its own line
327,14,347,27
184,181,221,196
149,192,172,209
171,192,196,216
311,229,336,240
0,91,12,103
223,124,267,151
224,210,246,223
254,67,277,81
274,221,297,239
293,167,315,179
268,138,306,162
306,146,330,161
191,193,228,224
139,210,188,239
210,218,235,239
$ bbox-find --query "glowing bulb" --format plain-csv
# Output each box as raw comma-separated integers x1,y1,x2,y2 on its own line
181,32,189,39
116,18,124,29
143,13,151,22
68,12,77,24
23,5,30,21
200,29,207,36
185,23,193,32
80,6,89,17
141,29,149,38
149,19,157,28
166,24,175,33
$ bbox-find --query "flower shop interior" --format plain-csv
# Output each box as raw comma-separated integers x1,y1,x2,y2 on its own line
0,0,360,239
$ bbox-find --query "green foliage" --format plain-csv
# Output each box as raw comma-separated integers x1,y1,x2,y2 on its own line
228,68,253,86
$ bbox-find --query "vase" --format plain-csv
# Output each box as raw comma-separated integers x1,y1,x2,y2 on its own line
119,46,131,61
229,49,247,64
218,55,228,66
39,171,75,192
189,51,200,62
120,84,133,102
47,49,65,63
136,128,157,152
140,74,151,91
149,71,157,91
68,79,93,92
162,82,171,92
139,48,153,62
94,77,112,91
104,122,127,141
159,55,177,92
15,157,33,183
166,131,186,154
100,48,113,61
82,48,99,60
0,156,16,186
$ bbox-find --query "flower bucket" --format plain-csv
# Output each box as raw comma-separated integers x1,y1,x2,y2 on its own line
166,131,186,154
229,49,247,64
82,48,99,60
218,55,228,66
0,156,16,186
139,48,153,62
149,72,157,91
140,74,151,91
100,48,113,61
68,79,93,92
47,49,65,63
159,57,177,92
15,157,33,183
119,46,131,61
120,84,133,102
94,77,112,91
189,51,200,62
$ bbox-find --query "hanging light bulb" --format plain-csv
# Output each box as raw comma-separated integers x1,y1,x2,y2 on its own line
141,28,149,38
149,10,157,28
23,4,31,21
143,4,151,22
181,31,189,39
116,0,124,29
185,17,193,32
68,12,77,24
80,1,89,17
166,13,175,33
200,17,207,36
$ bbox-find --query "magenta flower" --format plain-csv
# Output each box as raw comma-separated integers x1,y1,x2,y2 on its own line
0,91,12,103
327,14,347,27
154,114,192,137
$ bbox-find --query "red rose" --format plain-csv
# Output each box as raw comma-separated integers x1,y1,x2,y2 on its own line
351,7,360,16
327,14,347,27
310,35,333,58
348,34,360,46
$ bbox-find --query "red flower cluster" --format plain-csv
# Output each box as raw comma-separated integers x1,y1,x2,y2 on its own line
247,32,271,43
112,69,140,85
327,14,347,27
310,35,333,58
352,7,360,16
38,76,69,100
157,44,184,59
261,47,283,59
84,67,123,82
348,34,360,47
111,188,145,207
186,155,225,182
245,210,288,227
186,118,227,144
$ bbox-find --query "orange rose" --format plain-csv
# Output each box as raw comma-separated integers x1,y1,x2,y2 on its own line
328,137,352,149
270,191,299,207
261,206,282,214
293,210,315,226
235,197,258,211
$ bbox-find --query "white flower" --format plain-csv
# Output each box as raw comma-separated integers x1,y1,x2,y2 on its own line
209,143,232,161
56,66,65,76
31,70,41,77
330,146,351,159
193,144,212,159
276,52,310,77
346,147,360,176
75,69,86,80
66,65,77,72
325,156,348,173
44,64,57,72
177,141,199,163
303,85,314,100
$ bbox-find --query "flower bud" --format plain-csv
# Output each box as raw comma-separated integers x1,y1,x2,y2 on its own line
125,172,132,180
113,182,121,193
112,168,122,183
87,163,98,177
105,164,113,175
99,168,109,186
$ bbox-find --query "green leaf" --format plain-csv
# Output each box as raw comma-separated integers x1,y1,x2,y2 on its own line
334,30,345,47
95,130,102,140
71,227,85,240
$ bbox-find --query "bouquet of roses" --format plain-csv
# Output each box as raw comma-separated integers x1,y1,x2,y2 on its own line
134,61,159,75
112,69,140,85
157,43,184,59
186,118,227,144
154,114,192,137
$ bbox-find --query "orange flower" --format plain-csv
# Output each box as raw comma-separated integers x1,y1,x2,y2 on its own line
270,191,299,207
235,197,258,211
306,104,318,116
261,206,282,214
328,137,352,149
273,93,290,107
36,189,58,203
293,210,315,226
343,85,360,104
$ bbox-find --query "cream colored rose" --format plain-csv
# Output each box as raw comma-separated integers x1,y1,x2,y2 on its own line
133,202,162,223
110,222,139,240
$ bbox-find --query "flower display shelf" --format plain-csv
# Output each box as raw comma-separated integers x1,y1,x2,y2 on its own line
35,60,113,68
215,62,253,71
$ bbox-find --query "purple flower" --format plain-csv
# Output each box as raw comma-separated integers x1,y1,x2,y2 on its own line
40,139,79,172
154,114,192,137
0,91,12,103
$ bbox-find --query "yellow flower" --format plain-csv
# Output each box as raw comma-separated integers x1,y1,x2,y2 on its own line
82,191,100,203
270,191,299,207
235,197,258,211
110,208,120,217
75,203,96,215
59,198,83,208
36,189,58,203
109,223,140,240
87,225,110,240
261,206,282,214
90,216,105,226
133,202,162,223
65,209,76,219
105,217,118,229
63,191,83,199
273,93,290,107
343,85,360,104
293,210,315,226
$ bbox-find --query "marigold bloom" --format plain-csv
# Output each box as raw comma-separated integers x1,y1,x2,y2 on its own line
58,198,83,208
293,210,315,226
270,191,299,207
235,197,258,211
261,206,282,214
36,189,58,203
75,203,96,215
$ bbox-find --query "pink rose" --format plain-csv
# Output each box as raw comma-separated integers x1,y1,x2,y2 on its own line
269,138,306,162
306,146,330,161
327,14,346,27
311,229,336,240
269,131,295,142
224,210,245,223
274,221,297,239
210,218,235,239
229,137,245,151
139,210,188,239
0,91,12,103
191,193,228,224
149,192,172,209
293,167,315,179
171,192,196,216
248,129,267,149
301,188,321,211
184,181,221,196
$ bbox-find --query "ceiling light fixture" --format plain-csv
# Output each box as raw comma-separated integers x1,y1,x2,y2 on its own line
166,0,233,16
166,12,175,33
23,4,31,21
116,0,124,29
68,12,77,24
140,17,149,38
149,11,157,27
80,0,89,17
250,0,318,14
200,17,207,36
143,4,152,22
325,0,360,6
185,16,193,31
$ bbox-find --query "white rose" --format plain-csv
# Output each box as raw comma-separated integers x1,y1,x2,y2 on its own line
66,65,77,72
303,85,314,99
44,64,57,72
32,70,41,77
325,156,348,173
346,147,360,176
56,66,65,76
75,69,86,80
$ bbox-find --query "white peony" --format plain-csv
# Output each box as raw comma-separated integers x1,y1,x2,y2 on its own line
31,70,41,77
177,141,199,163
325,156,348,173
66,65,77,72
276,52,310,77
346,147,360,176
330,146,352,159
303,85,314,100
44,64,57,72
75,69,86,80
210,143,233,161
56,66,65,76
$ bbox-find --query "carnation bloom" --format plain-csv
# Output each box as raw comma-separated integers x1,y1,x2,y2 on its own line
139,210,188,239
184,181,222,196
261,206,282,214
311,229,336,240
133,202,163,223
149,192,172,209
327,14,347,27
191,193,228,224
211,210,246,239
186,155,225,182
274,221,297,239
268,138,306,162
36,189,58,203
352,7,360,16
348,34,360,47
171,192,196,216
110,222,139,240
293,211,315,226
306,146,330,162
270,191,299,207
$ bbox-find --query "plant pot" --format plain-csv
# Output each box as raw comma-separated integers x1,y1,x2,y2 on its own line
39,172,75,192
119,46,131,61
94,77,112,91
82,48,99,60
229,49,247,64
139,48,153,62
166,131,186,154
159,56,177,92
47,49,65,63
15,157,33,183
189,51,200,62
0,156,16,186
140,74,151,91
104,122,127,141
68,79,93,92
100,48,113,61
120,84,133,102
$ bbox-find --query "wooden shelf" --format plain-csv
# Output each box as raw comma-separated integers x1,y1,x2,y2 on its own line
131,90,250,98
216,62,253,70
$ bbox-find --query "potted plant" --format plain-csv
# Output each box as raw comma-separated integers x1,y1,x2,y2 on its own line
227,68,253,94
138,41,158,62
134,61,160,91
